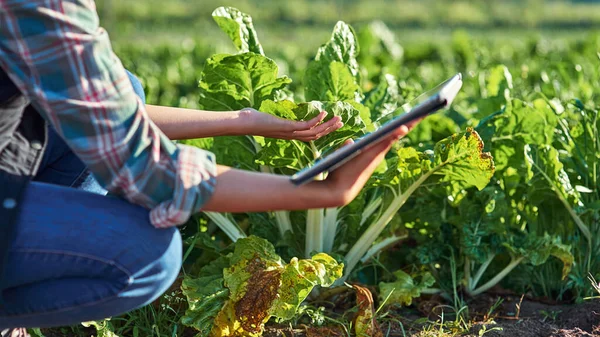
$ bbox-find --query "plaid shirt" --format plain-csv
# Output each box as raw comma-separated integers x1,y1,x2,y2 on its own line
0,0,217,228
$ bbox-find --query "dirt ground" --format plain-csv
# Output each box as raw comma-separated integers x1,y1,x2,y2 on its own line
467,296,600,337
262,295,600,337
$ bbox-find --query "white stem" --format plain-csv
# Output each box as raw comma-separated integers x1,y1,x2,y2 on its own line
471,254,496,291
305,208,324,257
305,141,325,257
360,234,408,263
274,211,293,237
468,257,524,297
322,207,340,253
341,171,434,282
204,212,247,242
360,197,383,227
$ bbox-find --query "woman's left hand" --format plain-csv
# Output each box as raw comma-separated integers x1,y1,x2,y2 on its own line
241,108,343,141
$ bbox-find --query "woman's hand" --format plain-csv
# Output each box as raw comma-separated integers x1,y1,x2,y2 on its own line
145,105,342,141
241,108,343,141
313,119,421,206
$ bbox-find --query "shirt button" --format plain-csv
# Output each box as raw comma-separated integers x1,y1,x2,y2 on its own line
31,141,43,150
3,198,17,209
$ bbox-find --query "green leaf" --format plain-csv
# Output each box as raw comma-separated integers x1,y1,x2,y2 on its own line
198,53,291,111
363,73,399,125
504,233,574,279
524,144,581,207
211,136,260,171
486,65,513,97
314,21,361,79
434,129,496,192
477,98,558,173
379,270,435,306
305,61,361,102
181,256,231,336
304,21,362,102
212,7,264,55
343,129,495,279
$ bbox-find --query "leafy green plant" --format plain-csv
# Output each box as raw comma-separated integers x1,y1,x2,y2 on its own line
181,236,342,336
187,7,495,284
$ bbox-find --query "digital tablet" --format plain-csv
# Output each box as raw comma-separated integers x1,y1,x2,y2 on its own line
290,73,463,186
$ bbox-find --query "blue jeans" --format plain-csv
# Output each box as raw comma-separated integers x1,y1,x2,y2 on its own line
0,72,182,329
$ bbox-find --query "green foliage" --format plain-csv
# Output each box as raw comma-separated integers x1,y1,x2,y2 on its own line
198,53,291,111
379,270,436,306
181,236,342,336
212,6,264,55
102,4,600,335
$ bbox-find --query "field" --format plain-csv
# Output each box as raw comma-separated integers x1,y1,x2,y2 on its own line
35,1,600,336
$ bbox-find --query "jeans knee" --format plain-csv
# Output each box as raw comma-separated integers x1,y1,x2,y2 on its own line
125,70,146,104
131,227,182,307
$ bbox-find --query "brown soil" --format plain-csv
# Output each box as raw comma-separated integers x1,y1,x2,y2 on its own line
40,290,600,337
262,295,600,337
466,296,600,337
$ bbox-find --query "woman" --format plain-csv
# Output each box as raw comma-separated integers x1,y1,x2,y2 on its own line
0,1,417,334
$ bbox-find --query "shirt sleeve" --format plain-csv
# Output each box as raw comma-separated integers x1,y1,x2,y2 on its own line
0,0,217,228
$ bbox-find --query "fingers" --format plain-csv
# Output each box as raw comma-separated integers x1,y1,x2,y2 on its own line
283,111,327,131
292,117,343,140
388,124,410,139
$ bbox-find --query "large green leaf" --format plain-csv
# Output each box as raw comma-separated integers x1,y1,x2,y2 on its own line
211,136,260,171
363,73,400,125
198,53,291,111
343,129,495,279
524,144,581,207
304,21,362,102
314,21,361,78
304,61,361,102
477,98,559,176
434,129,496,191
212,7,264,55
504,233,574,279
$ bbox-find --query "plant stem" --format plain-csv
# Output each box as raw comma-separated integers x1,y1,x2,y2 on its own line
360,234,408,263
305,141,325,257
322,207,340,253
306,208,324,257
469,256,524,297
471,254,496,290
360,197,383,226
341,171,434,282
204,212,247,242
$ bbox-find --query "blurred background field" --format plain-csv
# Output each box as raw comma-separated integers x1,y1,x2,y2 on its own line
97,0,600,109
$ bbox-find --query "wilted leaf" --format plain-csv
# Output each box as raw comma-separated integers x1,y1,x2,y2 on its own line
353,285,383,337
184,236,343,336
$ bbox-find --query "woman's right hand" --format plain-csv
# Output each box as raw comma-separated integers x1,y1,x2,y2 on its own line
313,119,420,207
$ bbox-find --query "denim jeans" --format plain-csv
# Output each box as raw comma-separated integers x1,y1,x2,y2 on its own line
0,72,182,329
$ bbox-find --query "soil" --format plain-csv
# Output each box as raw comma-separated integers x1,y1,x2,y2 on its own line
465,295,600,337
40,288,600,337
261,293,600,337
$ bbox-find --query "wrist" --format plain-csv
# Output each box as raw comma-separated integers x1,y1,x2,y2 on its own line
297,179,346,209
226,109,249,136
